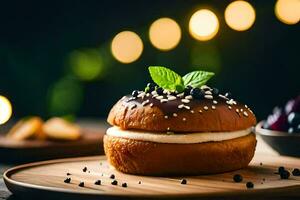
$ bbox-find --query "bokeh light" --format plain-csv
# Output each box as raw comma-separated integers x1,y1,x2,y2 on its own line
275,0,300,25
225,1,256,31
69,48,104,81
111,31,143,63
0,95,12,125
189,9,219,41
149,18,181,51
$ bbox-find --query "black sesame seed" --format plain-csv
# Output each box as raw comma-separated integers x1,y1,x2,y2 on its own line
122,182,127,187
82,167,87,172
94,180,101,185
280,170,290,179
111,180,118,185
233,174,243,183
246,182,254,189
110,174,115,179
212,88,219,96
156,87,164,95
64,178,71,183
79,182,84,187
278,166,285,174
225,92,232,98
184,86,192,96
292,168,300,176
132,90,139,97
190,88,204,100
180,179,187,184
146,83,156,92
66,173,71,176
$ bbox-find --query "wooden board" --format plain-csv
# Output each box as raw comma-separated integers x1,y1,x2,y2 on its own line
3,154,300,199
0,121,108,163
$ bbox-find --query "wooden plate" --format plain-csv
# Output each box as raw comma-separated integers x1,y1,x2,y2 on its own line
0,121,108,163
3,154,300,199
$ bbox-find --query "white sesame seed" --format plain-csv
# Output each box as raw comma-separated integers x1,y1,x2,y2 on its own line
141,100,149,106
163,89,170,94
173,113,178,117
150,103,153,107
152,114,156,117
178,104,184,109
204,95,213,99
204,106,209,110
181,99,190,103
190,110,195,113
164,115,169,119
205,91,212,95
146,93,150,97
152,94,158,98
151,91,157,96
240,109,244,112
236,109,239,113
160,99,168,103
219,94,229,100
167,127,170,131
182,118,186,121
156,95,164,100
185,95,193,100
137,92,145,98
167,96,176,101
184,105,190,110
249,109,253,114
130,104,137,109
176,93,184,97
245,105,248,108
201,85,210,90
228,106,232,110
243,111,249,117
213,100,218,104
199,110,203,113
212,105,216,110
226,99,235,105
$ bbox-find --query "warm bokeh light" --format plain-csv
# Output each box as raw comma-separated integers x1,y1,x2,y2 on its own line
189,9,219,41
149,18,181,51
69,48,104,81
275,0,300,25
111,31,143,63
225,1,256,31
0,95,12,125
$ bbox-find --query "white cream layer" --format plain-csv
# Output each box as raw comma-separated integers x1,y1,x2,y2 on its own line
106,126,253,144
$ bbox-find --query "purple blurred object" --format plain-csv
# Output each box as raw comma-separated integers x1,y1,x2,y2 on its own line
285,95,300,114
265,107,288,131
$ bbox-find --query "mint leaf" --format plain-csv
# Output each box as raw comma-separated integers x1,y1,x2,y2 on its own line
182,71,215,88
148,66,184,92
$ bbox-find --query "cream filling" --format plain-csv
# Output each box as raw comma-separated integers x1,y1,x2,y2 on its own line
106,126,253,144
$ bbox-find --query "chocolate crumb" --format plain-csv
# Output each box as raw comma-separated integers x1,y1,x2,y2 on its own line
88,171,90,173
79,182,84,187
278,166,285,174
262,178,266,181
280,170,290,179
66,173,71,176
292,168,300,176
110,174,115,179
64,178,71,183
83,167,87,172
260,162,263,166
122,182,127,187
233,174,243,183
111,180,118,185
181,179,187,184
246,182,254,189
138,181,141,184
94,180,101,185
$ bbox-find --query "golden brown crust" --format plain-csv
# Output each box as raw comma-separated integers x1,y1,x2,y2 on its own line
107,96,256,133
104,133,257,175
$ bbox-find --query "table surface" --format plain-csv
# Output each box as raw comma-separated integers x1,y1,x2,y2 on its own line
0,120,290,199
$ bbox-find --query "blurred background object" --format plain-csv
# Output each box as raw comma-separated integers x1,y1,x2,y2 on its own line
0,0,299,124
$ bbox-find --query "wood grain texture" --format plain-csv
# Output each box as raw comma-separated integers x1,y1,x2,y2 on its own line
3,154,300,199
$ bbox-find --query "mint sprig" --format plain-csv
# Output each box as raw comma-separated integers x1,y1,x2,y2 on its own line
148,66,214,92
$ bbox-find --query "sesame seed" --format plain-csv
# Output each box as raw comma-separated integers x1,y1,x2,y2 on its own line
151,91,157,95
213,100,218,104
205,91,212,95
219,94,229,100
243,111,249,117
201,85,210,90
177,93,184,97
156,95,164,100
167,127,170,131
190,110,194,113
173,113,178,117
181,99,190,103
164,115,169,119
146,93,150,97
141,100,149,106
199,110,203,113
178,104,184,109
245,105,248,108
130,104,137,110
204,95,213,99
212,105,216,110
184,105,190,110
204,106,209,110
236,109,239,113
149,103,153,107
167,96,176,101
182,118,186,121
185,95,193,100
240,109,244,112
152,94,158,98
226,99,235,105
160,99,168,103
137,92,145,98
152,114,156,117
228,106,232,110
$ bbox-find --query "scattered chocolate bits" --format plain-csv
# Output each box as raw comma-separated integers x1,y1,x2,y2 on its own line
94,180,101,185
233,174,243,183
82,167,87,172
110,174,115,179
292,168,300,176
111,180,118,185
280,170,290,179
122,182,127,187
79,182,84,187
66,173,71,176
138,181,142,184
64,178,71,183
260,162,263,166
180,179,187,184
278,166,285,174
246,182,254,189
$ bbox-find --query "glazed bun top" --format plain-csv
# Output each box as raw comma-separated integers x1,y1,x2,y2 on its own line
107,85,256,133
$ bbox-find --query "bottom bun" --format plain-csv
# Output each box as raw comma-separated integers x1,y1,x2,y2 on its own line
103,133,256,176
